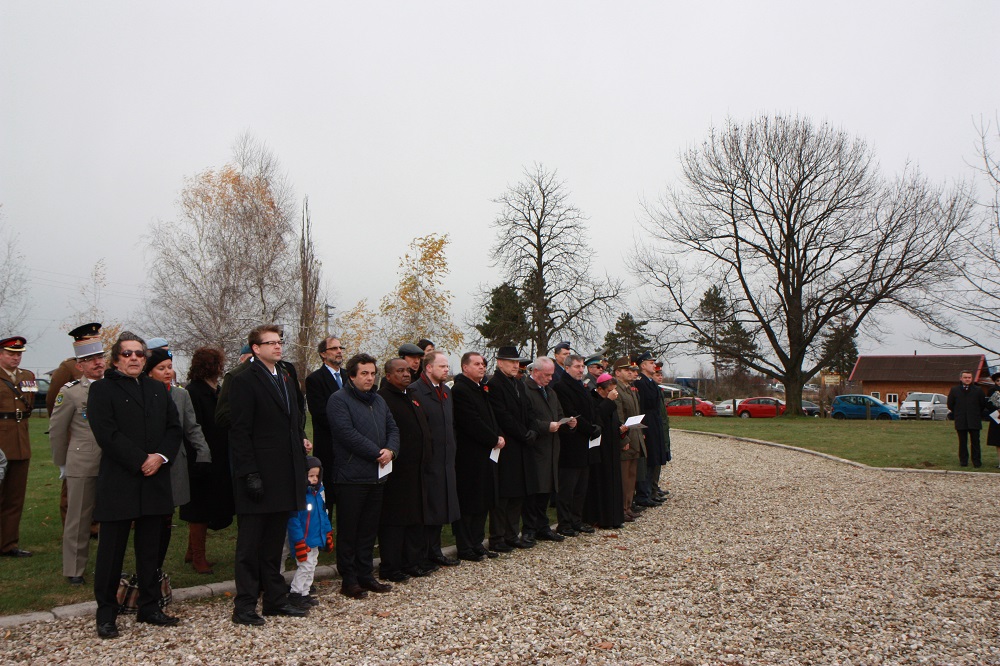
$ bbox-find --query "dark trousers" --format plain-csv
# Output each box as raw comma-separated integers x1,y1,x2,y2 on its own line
556,467,590,530
234,511,289,612
334,483,383,586
94,515,164,624
634,454,650,503
452,511,488,556
647,461,662,492
423,524,444,562
521,492,551,536
957,429,982,466
377,523,425,576
488,496,522,547
0,459,29,553
157,512,173,570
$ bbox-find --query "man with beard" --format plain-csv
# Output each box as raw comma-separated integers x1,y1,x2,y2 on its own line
408,350,461,568
451,352,503,561
305,336,346,499
553,354,599,536
486,346,537,552
377,358,432,581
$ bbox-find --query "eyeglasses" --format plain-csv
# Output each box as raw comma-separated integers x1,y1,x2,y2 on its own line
326,346,344,351
119,350,147,359
257,340,283,347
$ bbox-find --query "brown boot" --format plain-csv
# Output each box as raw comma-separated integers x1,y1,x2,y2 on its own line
188,523,214,574
184,540,193,563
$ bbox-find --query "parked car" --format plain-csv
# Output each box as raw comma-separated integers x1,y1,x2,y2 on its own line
715,398,746,417
830,394,899,420
800,400,821,417
666,397,717,417
737,397,786,418
898,392,949,420
34,377,50,413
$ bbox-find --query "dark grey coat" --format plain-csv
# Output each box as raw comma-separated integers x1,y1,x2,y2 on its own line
486,370,537,498
523,376,563,494
408,377,460,525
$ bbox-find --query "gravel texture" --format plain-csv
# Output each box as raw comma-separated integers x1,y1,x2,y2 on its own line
2,431,999,665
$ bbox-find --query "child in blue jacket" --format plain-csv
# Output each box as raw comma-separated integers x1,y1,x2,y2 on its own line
288,456,334,607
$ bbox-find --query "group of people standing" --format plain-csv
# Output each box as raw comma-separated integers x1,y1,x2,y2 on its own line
7,323,677,639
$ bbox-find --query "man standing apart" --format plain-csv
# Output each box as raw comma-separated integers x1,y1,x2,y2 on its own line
408,350,461,567
451,352,503,561
948,370,988,468
229,325,308,625
305,336,346,496
0,336,36,558
88,332,181,638
50,324,106,584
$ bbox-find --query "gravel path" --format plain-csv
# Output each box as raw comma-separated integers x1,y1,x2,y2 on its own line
3,432,999,665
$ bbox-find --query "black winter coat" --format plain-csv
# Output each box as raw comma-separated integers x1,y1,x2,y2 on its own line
583,392,625,528
486,370,537,498
948,383,988,431
553,375,601,468
88,369,182,522
408,377,460,525
305,365,343,490
228,361,307,515
634,374,668,465
452,373,499,514
378,383,430,526
523,377,564,493
181,379,235,528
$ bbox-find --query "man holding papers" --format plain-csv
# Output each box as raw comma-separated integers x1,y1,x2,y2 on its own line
553,354,599,537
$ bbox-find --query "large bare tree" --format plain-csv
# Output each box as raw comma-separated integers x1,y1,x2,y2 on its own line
632,115,973,414
486,164,624,356
146,133,298,364
289,196,324,381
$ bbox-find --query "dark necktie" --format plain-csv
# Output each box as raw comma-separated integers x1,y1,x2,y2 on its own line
334,370,342,389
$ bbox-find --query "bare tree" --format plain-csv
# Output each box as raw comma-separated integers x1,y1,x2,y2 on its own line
632,115,973,414
289,196,323,381
146,133,298,364
916,115,1000,356
485,164,624,356
0,207,30,335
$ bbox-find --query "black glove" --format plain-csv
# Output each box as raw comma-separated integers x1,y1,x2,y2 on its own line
244,472,264,502
591,424,602,438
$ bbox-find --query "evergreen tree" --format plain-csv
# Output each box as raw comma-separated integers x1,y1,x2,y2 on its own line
603,313,652,361
694,286,729,381
474,282,530,351
820,322,859,377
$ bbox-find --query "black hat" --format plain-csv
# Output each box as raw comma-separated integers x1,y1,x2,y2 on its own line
0,336,26,352
68,323,103,359
496,346,528,362
143,348,173,374
634,351,655,363
553,341,572,352
305,456,323,471
398,343,425,358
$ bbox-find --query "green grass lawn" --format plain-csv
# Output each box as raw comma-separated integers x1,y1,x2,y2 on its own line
672,415,1000,472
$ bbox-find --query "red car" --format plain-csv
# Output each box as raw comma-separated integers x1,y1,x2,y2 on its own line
736,397,785,418
666,397,717,417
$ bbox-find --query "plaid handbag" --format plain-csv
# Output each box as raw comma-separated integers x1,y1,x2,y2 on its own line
116,570,172,613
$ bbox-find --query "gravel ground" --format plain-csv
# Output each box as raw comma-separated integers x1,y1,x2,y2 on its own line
3,432,999,666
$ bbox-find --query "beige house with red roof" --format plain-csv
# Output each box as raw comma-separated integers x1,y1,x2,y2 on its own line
848,354,987,406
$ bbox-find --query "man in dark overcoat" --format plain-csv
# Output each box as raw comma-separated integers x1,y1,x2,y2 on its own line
633,352,666,506
377,358,432,581
408,350,461,567
87,332,181,638
486,346,538,552
305,336,346,501
947,370,988,468
553,354,600,536
228,325,308,625
451,352,503,561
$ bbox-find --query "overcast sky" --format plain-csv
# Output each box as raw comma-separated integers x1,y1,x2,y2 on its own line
2,1,998,376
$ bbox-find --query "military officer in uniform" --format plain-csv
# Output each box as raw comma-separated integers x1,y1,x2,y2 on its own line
0,336,36,557
50,324,106,583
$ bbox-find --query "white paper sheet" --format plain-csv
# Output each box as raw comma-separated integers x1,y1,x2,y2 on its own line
489,446,501,463
589,434,601,449
624,414,645,428
991,410,1000,425
378,459,393,478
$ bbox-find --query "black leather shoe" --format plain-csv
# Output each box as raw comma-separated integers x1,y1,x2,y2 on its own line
380,571,412,583
519,536,537,547
288,592,319,608
458,551,486,562
536,530,565,542
340,583,368,599
67,576,85,585
431,554,461,567
403,565,435,577
97,622,120,639
1,548,32,558
574,524,596,534
359,578,392,593
635,499,660,508
232,609,265,626
262,603,308,617
490,541,513,553
508,537,535,549
557,527,579,538
483,549,499,559
137,610,180,626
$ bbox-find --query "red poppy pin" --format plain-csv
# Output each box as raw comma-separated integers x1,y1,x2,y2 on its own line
412,400,420,407
483,385,490,393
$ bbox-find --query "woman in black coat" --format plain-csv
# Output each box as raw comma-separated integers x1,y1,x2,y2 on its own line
583,374,625,529
180,347,234,574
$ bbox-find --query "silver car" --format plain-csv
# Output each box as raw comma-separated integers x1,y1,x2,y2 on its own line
898,392,949,420
715,398,745,417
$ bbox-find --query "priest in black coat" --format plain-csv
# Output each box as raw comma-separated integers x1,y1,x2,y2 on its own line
485,346,538,551
451,352,503,561
408,350,461,567
583,374,625,529
377,358,432,581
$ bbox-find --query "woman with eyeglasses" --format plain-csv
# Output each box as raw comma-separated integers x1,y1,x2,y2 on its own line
144,348,212,576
